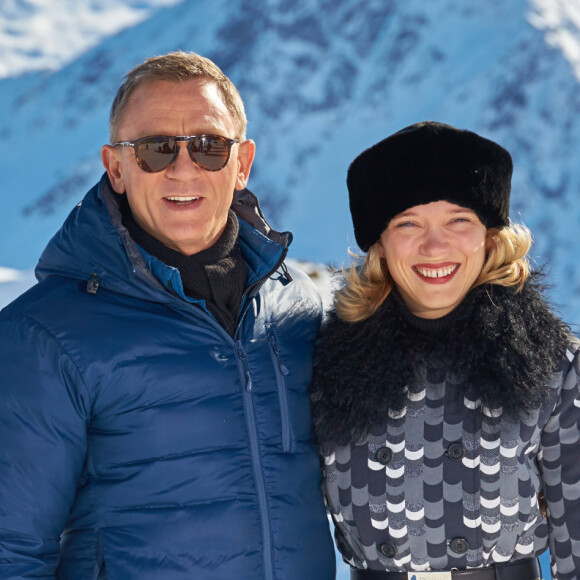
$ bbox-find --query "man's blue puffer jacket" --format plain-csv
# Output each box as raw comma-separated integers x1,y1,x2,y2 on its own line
0,174,336,580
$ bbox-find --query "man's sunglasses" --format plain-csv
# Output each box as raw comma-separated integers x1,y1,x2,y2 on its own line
112,134,240,173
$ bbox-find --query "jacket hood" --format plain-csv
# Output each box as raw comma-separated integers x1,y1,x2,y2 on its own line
35,173,292,304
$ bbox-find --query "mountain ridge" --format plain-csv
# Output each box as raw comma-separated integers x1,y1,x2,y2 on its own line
0,0,578,331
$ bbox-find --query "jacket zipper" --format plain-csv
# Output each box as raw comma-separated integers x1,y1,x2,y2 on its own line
162,250,290,580
265,322,293,453
233,248,290,330
235,339,274,580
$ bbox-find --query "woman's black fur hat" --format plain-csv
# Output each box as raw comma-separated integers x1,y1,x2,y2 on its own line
347,121,513,251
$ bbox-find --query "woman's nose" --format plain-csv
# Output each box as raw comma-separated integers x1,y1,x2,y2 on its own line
420,227,449,255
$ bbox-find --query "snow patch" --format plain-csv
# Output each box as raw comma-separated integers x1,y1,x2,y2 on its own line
529,0,580,80
0,268,36,308
0,0,185,78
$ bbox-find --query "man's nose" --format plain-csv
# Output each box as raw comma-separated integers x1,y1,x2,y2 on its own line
167,142,201,175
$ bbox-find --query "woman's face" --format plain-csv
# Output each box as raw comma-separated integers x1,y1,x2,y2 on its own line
379,200,487,319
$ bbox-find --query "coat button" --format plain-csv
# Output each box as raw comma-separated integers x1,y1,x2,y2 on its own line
376,447,393,465
379,542,396,558
447,443,464,461
449,537,469,554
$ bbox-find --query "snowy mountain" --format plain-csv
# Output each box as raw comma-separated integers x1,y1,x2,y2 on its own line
1,0,580,331
1,2,576,576
0,0,184,78
1,0,579,332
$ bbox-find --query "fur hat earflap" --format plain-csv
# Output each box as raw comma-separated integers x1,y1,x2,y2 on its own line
347,121,513,251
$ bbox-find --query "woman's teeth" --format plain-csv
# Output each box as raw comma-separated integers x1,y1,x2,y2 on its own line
415,264,459,278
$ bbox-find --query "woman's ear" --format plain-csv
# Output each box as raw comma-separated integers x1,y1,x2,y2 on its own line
376,240,386,259
484,228,495,254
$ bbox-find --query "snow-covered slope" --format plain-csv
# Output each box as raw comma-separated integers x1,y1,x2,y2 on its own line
0,0,184,78
0,4,569,577
0,0,579,332
0,267,35,306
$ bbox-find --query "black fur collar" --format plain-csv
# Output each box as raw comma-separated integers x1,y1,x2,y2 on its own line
310,277,571,447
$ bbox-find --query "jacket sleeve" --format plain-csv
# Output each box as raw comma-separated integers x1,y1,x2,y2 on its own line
0,314,90,578
539,341,580,580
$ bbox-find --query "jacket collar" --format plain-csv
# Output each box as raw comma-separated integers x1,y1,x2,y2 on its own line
310,278,572,448
36,173,291,303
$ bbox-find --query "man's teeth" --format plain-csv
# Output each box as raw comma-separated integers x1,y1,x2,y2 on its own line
166,196,200,203
416,264,459,278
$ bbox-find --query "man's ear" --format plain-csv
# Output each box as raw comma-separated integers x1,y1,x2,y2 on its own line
101,145,126,194
234,139,256,191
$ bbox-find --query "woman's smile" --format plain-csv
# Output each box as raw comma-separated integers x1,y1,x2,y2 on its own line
413,262,460,282
379,200,487,319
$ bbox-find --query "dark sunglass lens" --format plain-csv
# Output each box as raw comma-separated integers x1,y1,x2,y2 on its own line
136,137,177,173
189,136,230,171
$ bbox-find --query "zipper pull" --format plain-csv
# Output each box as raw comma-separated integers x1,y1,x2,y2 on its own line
281,262,293,282
266,326,279,354
236,340,247,360
266,324,289,375
86,274,100,295
236,341,252,391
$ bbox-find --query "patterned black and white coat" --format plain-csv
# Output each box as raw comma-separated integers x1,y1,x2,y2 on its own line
310,279,580,580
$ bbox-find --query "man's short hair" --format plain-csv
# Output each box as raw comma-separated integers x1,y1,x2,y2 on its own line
109,51,248,142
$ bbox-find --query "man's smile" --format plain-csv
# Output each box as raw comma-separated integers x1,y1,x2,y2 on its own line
164,195,201,205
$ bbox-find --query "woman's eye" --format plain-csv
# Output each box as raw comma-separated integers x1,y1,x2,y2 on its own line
394,221,417,228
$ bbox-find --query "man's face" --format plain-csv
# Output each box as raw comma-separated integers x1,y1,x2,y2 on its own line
101,79,255,255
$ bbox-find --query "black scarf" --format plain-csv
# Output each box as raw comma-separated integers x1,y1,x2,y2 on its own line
119,196,247,336
310,277,572,447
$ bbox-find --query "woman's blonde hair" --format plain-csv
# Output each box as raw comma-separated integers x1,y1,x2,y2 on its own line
335,223,532,323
